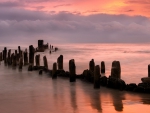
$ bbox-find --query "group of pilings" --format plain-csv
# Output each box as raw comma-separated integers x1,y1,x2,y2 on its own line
0,46,28,69
0,44,49,71
1,44,150,93
50,56,123,89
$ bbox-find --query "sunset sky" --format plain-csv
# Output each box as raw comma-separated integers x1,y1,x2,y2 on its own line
0,0,150,44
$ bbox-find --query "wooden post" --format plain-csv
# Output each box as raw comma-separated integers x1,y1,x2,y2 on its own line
38,40,44,52
52,62,57,79
3,47,7,64
148,64,150,77
43,56,48,69
12,54,17,67
0,52,2,62
101,61,105,73
111,61,121,78
94,65,100,89
29,45,34,65
24,49,28,65
19,57,23,69
35,54,40,66
18,46,21,57
89,59,95,72
57,55,63,70
8,49,11,65
69,59,76,82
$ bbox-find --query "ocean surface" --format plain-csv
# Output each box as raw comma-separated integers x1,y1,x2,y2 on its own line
0,43,150,113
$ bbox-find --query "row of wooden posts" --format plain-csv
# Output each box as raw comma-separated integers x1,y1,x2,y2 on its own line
0,45,122,89
0,45,51,69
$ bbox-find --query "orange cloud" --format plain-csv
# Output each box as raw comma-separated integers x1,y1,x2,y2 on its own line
1,0,150,17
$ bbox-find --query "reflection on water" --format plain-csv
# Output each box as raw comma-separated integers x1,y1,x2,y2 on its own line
1,43,150,113
0,64,150,113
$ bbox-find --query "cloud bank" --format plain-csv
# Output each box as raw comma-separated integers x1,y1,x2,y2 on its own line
0,8,150,44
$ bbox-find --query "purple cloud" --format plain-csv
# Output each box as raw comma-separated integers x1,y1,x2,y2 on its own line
0,8,150,44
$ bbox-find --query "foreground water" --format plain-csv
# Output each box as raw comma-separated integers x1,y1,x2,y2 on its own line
0,43,150,113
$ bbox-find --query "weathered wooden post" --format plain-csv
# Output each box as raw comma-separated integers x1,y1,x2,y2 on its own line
18,46,21,57
0,52,2,62
19,57,23,69
57,55,63,70
35,54,40,66
101,61,105,73
29,45,34,65
148,64,150,77
69,59,76,82
141,64,150,83
12,54,17,67
38,40,44,52
43,56,48,69
52,62,57,79
89,59,95,72
23,49,28,65
3,47,7,64
94,65,100,89
8,49,11,65
111,61,121,79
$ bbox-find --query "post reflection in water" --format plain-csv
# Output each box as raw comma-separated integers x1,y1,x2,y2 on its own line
80,82,102,113
1,64,150,113
70,83,78,113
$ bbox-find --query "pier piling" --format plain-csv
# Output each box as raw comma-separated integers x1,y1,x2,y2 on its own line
69,59,76,82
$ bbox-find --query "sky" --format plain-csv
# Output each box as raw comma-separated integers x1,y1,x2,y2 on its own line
0,0,150,44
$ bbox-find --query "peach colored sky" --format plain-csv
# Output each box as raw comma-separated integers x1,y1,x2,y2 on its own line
0,0,150,17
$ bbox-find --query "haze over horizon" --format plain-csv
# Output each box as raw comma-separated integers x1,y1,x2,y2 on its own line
0,0,150,44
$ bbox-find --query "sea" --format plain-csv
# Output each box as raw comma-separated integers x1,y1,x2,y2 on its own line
0,43,150,113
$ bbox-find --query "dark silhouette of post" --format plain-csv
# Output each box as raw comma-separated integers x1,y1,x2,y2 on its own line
3,47,7,64
0,52,2,62
29,45,34,65
52,62,57,79
23,49,28,65
89,59,95,72
19,57,23,69
69,59,76,82
35,54,40,66
94,65,100,89
38,40,44,52
101,61,105,73
18,46,21,57
148,64,150,77
12,54,17,67
57,55,63,70
8,49,11,65
43,56,48,69
111,61,121,78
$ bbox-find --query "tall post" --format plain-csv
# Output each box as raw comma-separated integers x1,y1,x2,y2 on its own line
148,64,150,77
35,54,40,66
57,55,63,70
29,45,34,65
69,59,76,82
38,40,44,52
111,61,121,79
19,57,23,69
0,52,2,62
43,56,48,69
89,59,95,72
3,47,7,64
8,49,11,65
18,46,21,57
101,61,105,73
94,65,100,89
52,62,57,79
24,49,28,65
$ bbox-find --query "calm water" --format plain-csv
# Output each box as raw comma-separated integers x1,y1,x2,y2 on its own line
0,43,150,113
